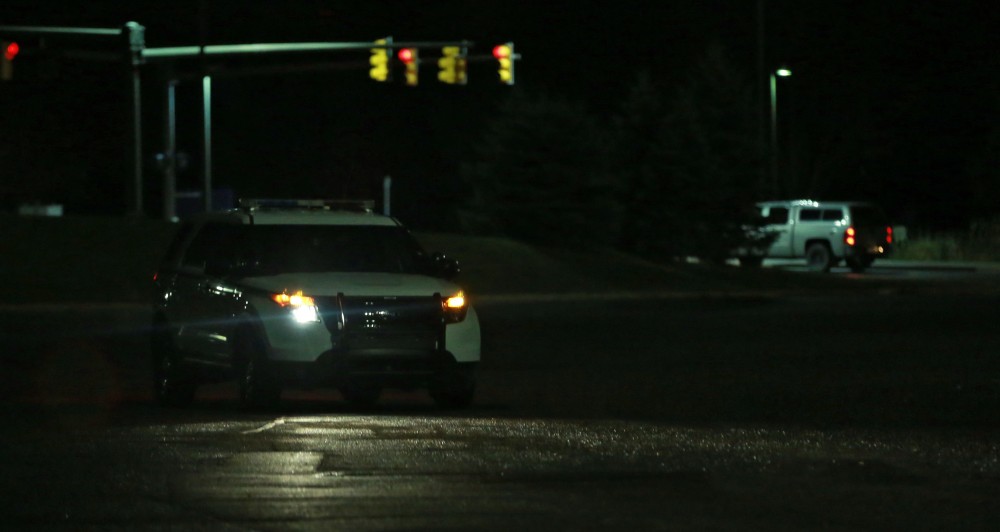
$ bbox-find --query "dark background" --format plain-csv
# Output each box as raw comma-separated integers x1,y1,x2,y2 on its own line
2,0,999,230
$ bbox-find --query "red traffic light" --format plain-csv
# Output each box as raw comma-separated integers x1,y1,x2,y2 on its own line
3,41,19,61
492,44,511,59
397,48,416,64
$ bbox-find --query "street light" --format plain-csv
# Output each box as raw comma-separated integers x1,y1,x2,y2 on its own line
769,66,792,195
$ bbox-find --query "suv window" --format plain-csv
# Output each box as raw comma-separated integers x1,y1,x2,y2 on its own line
161,221,197,266
236,225,427,275
181,222,241,270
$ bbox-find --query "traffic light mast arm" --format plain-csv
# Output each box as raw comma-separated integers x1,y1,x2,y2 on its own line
0,24,122,37
143,40,474,61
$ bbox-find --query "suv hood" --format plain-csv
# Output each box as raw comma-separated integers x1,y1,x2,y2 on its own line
238,272,464,298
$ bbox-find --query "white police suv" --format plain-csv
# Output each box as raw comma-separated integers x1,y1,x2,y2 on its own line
151,199,480,409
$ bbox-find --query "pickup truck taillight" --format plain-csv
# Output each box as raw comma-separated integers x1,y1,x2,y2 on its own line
844,227,857,247
886,226,893,244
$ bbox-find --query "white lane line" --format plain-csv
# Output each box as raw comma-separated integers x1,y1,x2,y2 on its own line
242,417,286,434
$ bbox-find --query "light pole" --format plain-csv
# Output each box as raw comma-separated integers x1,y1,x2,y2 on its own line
770,66,792,196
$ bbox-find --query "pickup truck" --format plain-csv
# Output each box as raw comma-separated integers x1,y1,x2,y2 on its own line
739,199,893,272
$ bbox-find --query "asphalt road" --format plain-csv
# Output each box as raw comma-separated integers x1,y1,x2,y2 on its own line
1,272,999,530
763,257,1000,280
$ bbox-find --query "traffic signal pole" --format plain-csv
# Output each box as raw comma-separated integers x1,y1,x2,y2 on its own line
124,22,145,217
0,22,517,218
0,22,148,216
162,78,177,221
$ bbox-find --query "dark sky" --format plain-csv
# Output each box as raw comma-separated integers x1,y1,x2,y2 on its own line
2,1,999,229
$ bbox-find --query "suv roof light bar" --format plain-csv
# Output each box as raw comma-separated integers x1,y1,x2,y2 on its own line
238,198,375,213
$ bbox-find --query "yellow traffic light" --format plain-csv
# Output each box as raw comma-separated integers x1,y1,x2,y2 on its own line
437,46,467,85
399,48,419,87
492,42,515,85
369,37,391,82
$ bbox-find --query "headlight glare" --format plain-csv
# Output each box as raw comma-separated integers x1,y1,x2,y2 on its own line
445,291,466,309
290,304,321,323
442,290,468,323
272,289,320,323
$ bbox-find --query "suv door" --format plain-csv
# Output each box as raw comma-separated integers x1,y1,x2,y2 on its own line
172,222,242,364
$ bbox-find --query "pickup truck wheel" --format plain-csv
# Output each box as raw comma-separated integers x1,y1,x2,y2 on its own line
235,332,281,410
151,322,196,408
846,256,867,273
805,243,833,273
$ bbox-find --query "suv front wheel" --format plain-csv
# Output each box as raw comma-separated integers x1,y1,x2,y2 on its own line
151,319,196,407
235,329,281,409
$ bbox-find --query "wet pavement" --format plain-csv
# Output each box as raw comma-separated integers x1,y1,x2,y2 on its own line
2,291,1000,529
2,407,998,530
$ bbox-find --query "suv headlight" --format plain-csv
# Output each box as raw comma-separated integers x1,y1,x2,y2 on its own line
442,290,468,323
272,290,321,324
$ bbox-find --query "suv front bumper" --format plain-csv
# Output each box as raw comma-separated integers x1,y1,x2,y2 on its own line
257,293,481,365
270,349,477,389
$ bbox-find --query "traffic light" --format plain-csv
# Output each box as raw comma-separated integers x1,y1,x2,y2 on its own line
369,37,392,82
398,47,418,86
492,42,515,85
1,41,19,81
437,46,467,85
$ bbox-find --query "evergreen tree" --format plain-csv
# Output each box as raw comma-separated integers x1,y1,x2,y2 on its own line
609,71,674,255
967,97,1000,221
660,42,765,262
610,43,765,262
460,90,618,248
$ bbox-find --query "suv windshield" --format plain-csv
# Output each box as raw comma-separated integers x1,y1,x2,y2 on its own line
236,225,426,275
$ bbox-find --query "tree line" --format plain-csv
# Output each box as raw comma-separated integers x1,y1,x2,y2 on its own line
457,43,767,263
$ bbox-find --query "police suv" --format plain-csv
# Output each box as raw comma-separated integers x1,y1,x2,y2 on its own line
151,199,480,409
740,199,893,272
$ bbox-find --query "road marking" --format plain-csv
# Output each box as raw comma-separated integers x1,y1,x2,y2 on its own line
242,417,286,434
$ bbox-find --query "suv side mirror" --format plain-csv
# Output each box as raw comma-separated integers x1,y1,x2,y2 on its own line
430,252,461,281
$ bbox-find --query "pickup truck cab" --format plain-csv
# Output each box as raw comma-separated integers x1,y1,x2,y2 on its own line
741,199,893,272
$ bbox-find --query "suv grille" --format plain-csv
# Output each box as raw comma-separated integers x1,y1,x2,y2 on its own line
317,295,443,352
